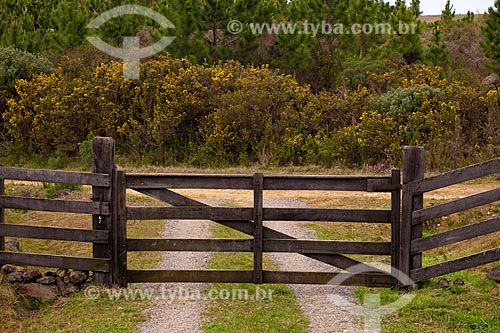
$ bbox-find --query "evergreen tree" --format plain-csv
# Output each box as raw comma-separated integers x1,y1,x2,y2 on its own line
425,23,449,69
199,0,235,61
162,0,209,62
411,0,421,17
481,0,500,76
388,0,423,63
441,0,456,27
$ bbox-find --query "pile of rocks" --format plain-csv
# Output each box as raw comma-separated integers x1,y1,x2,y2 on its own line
1,264,90,300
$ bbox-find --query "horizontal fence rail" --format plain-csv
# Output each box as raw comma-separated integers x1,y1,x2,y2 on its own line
127,207,253,221
407,158,500,195
126,207,392,223
0,167,110,186
127,238,252,252
264,208,392,222
0,224,109,244
412,188,500,225
0,251,111,272
127,269,397,286
0,196,110,215
126,238,392,255
411,216,500,254
411,248,500,282
126,174,395,192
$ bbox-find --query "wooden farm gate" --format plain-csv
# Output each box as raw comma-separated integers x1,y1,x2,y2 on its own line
401,147,500,283
1,138,500,287
121,170,402,287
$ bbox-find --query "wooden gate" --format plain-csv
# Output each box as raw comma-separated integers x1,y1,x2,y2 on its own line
2,138,499,287
401,147,500,283
121,170,402,287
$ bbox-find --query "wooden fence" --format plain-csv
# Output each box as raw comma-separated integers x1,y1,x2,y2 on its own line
1,137,499,287
0,137,116,285
402,147,500,283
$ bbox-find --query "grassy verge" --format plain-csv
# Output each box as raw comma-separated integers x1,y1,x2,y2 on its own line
201,223,309,333
357,270,500,333
303,187,500,332
0,183,168,332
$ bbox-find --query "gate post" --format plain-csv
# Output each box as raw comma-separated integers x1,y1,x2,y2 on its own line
113,170,127,287
390,168,401,278
92,137,115,286
253,173,264,284
401,146,424,281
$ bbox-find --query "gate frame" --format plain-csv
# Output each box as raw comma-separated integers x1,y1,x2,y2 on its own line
119,169,403,287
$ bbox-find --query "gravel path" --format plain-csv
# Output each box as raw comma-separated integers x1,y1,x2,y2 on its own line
137,198,362,333
137,217,213,333
265,198,363,333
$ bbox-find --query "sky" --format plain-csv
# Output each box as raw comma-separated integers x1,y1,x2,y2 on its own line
387,0,496,15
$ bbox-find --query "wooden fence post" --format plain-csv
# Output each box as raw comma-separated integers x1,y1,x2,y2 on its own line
401,146,424,281
390,168,401,278
0,177,4,260
253,173,264,284
113,170,127,287
92,137,115,286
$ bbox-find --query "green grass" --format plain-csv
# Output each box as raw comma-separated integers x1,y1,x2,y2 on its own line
303,193,500,333
355,271,500,333
0,183,168,332
17,290,148,333
201,223,309,333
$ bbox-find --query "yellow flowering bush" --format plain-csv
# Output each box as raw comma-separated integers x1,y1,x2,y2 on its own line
3,57,500,169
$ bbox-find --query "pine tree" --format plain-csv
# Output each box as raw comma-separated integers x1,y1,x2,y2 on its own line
411,0,421,17
388,0,423,63
481,0,500,76
441,0,456,27
425,24,449,69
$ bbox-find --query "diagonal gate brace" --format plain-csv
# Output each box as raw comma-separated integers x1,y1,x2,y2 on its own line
135,188,383,273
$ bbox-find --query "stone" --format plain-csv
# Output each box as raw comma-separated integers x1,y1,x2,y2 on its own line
56,269,69,278
36,276,56,285
18,283,57,300
45,271,58,277
453,278,465,286
6,271,24,283
68,270,88,285
63,275,70,284
1,264,17,275
438,278,450,288
487,266,500,283
22,269,43,283
5,239,21,252
55,277,76,296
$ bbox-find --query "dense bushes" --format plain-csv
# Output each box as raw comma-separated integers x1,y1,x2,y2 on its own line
0,47,52,143
2,56,500,170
